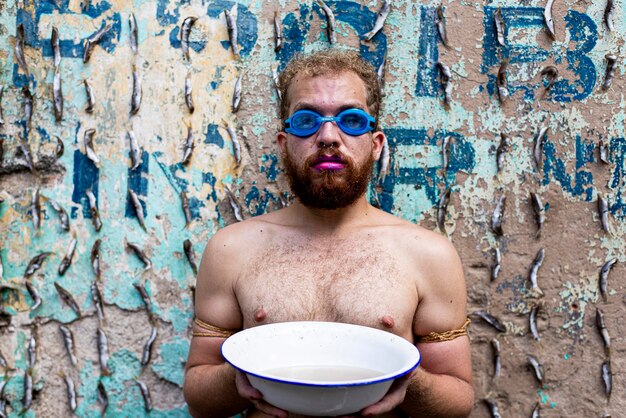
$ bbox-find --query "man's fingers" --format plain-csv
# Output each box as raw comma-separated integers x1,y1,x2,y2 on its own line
360,394,402,416
360,376,411,415
235,371,289,418
252,399,289,418
235,371,263,400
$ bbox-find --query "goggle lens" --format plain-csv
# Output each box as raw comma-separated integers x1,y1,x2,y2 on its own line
291,112,317,131
341,113,367,131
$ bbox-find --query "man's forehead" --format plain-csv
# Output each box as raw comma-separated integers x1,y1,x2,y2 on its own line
287,71,368,109
291,71,365,89
291,100,367,113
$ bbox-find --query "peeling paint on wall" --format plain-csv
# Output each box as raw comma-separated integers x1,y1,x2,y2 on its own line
1,0,625,417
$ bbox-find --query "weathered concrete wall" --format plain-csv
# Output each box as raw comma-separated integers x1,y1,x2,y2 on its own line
0,0,624,416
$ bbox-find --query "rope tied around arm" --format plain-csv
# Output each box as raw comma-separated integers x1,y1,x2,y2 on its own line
416,318,471,343
192,318,240,338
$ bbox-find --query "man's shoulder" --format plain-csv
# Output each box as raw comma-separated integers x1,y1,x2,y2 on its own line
206,210,286,253
197,213,285,291
375,210,455,254
373,211,463,287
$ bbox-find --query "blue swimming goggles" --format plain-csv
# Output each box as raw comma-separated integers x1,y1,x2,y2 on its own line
284,108,376,137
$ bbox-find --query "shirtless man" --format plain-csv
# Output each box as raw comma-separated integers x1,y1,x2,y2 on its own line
183,49,473,417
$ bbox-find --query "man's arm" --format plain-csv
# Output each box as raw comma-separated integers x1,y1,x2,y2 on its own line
405,233,473,416
400,336,473,417
184,339,250,417
183,227,250,417
365,232,473,417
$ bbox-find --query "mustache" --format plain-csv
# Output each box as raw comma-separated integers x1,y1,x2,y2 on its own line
306,149,348,167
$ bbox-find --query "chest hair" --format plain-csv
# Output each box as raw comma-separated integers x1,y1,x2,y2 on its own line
237,238,414,331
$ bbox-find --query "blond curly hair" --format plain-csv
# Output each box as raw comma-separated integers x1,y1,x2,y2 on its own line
278,49,382,130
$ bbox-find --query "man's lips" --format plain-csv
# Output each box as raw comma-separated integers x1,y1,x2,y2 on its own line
313,162,345,170
311,156,346,171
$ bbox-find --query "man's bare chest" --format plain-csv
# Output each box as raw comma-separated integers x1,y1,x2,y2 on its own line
236,240,418,339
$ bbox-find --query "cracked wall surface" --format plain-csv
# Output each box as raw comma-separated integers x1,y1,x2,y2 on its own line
0,0,624,417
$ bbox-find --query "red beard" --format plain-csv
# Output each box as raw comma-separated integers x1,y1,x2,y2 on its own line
283,148,375,209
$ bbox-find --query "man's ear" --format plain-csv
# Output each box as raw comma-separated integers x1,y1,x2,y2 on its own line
277,131,287,155
372,131,386,161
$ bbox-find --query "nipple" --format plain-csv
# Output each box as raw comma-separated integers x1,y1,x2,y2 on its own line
254,308,267,323
381,315,395,329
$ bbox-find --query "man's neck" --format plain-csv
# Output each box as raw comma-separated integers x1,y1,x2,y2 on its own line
285,195,377,234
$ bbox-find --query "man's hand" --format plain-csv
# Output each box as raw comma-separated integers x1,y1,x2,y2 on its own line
236,370,414,418
235,370,289,418
357,372,412,416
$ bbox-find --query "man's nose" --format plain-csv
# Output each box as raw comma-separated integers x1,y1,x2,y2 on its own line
315,120,341,148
